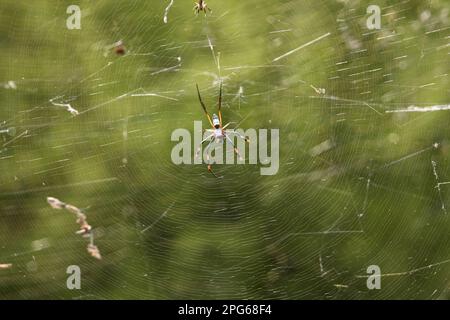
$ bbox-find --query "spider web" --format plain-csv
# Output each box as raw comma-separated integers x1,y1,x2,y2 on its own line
0,0,449,299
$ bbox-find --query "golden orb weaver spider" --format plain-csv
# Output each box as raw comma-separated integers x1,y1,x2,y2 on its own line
195,83,249,177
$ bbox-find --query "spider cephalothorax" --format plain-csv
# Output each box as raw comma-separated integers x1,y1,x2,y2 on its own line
194,0,211,15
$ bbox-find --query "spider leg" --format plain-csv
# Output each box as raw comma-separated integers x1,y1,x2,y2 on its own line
225,135,244,161
218,82,223,126
222,122,236,130
204,137,215,164
196,84,214,128
226,130,250,143
203,138,219,177
195,133,214,159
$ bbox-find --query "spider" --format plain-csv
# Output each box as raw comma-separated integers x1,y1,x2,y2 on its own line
193,0,211,15
195,83,249,177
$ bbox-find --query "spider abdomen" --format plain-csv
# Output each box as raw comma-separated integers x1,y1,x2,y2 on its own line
214,128,224,138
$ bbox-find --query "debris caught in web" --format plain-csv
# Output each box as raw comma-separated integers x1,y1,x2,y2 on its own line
49,97,80,116
47,197,101,260
163,0,175,24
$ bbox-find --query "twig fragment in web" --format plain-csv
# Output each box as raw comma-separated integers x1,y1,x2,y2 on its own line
47,197,92,234
150,58,182,76
319,254,329,276
356,258,450,278
163,0,175,24
141,202,174,234
310,84,326,95
47,197,101,259
309,139,336,157
224,65,285,71
2,130,28,147
3,81,17,90
49,97,79,116
309,95,382,115
432,160,448,214
78,89,139,115
80,61,114,83
334,284,349,289
386,104,450,113
0,263,12,270
272,32,331,62
131,92,179,101
377,143,439,171
359,177,371,218
207,36,221,75
87,233,101,260
232,86,245,109
269,29,292,34
0,127,15,137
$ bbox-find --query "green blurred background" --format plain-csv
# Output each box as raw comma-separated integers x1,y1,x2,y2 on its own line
0,0,449,299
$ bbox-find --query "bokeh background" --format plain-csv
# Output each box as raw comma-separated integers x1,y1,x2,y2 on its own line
0,0,449,299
